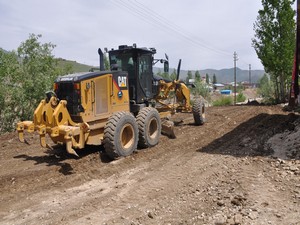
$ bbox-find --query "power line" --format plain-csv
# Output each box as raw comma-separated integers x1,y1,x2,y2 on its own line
109,0,232,56
128,0,231,56
109,0,253,68
108,0,190,46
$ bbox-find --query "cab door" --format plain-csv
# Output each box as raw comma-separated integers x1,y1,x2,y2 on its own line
137,53,153,102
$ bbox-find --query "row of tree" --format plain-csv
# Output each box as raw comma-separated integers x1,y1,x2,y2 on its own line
186,71,217,84
252,0,296,103
0,34,72,133
157,69,217,85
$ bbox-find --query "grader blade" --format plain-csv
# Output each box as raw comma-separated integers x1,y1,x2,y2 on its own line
161,120,176,139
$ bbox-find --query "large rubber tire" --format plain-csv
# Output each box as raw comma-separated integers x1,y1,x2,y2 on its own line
192,98,206,125
103,111,138,160
136,107,161,148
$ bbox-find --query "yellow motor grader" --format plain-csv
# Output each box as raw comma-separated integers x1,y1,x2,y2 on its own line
17,45,205,159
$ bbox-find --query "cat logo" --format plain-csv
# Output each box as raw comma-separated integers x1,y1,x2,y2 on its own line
118,76,127,87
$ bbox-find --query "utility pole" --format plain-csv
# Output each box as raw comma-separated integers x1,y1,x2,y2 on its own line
249,64,252,87
233,52,238,105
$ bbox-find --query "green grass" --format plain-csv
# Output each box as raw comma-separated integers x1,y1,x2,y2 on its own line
237,92,246,103
212,96,233,106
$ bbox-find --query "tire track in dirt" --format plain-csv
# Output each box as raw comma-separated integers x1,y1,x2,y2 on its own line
64,106,272,224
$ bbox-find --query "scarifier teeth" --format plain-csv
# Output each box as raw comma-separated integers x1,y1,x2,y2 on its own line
46,144,53,150
68,148,79,157
18,131,25,143
66,141,79,157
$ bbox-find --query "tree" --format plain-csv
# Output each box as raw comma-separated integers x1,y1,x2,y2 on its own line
192,80,209,99
0,49,21,132
212,74,217,84
16,34,58,120
0,34,67,133
104,54,110,70
205,73,210,84
258,73,276,103
159,68,170,80
186,70,193,84
195,71,201,82
252,0,296,103
156,69,162,77
170,69,177,80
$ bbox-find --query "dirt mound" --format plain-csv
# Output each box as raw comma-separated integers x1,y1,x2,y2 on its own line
200,112,300,159
0,105,299,225
246,99,261,105
268,115,300,159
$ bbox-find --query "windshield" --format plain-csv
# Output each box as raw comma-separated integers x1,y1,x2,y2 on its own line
109,52,135,78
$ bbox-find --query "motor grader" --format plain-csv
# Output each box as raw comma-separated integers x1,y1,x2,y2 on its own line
17,44,205,159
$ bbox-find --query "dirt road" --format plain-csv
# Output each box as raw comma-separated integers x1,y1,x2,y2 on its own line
0,105,299,225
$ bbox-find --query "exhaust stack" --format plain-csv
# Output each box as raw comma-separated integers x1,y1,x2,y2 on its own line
98,48,105,71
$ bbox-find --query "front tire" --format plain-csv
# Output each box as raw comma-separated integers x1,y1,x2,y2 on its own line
136,107,161,148
103,111,138,159
192,98,206,125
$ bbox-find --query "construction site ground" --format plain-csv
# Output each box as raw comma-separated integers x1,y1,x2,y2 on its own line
0,105,300,225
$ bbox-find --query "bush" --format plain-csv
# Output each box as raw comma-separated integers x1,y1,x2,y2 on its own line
191,80,210,99
212,96,233,106
237,92,246,103
258,74,276,104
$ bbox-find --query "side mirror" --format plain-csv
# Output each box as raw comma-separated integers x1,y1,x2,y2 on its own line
164,61,169,73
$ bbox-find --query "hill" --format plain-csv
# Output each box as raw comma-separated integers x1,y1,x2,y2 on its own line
154,67,265,84
0,49,92,73
0,47,9,54
197,68,264,84
57,58,92,73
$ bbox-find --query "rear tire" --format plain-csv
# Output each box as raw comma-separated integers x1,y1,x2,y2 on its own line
103,111,138,159
192,98,205,125
136,107,161,148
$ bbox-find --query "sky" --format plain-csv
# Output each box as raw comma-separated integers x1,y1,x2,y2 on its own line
0,0,296,71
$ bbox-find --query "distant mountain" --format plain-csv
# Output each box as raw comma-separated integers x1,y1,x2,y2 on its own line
153,67,265,84
197,68,264,84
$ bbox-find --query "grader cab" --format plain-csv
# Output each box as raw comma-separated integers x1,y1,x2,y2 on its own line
17,45,205,159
